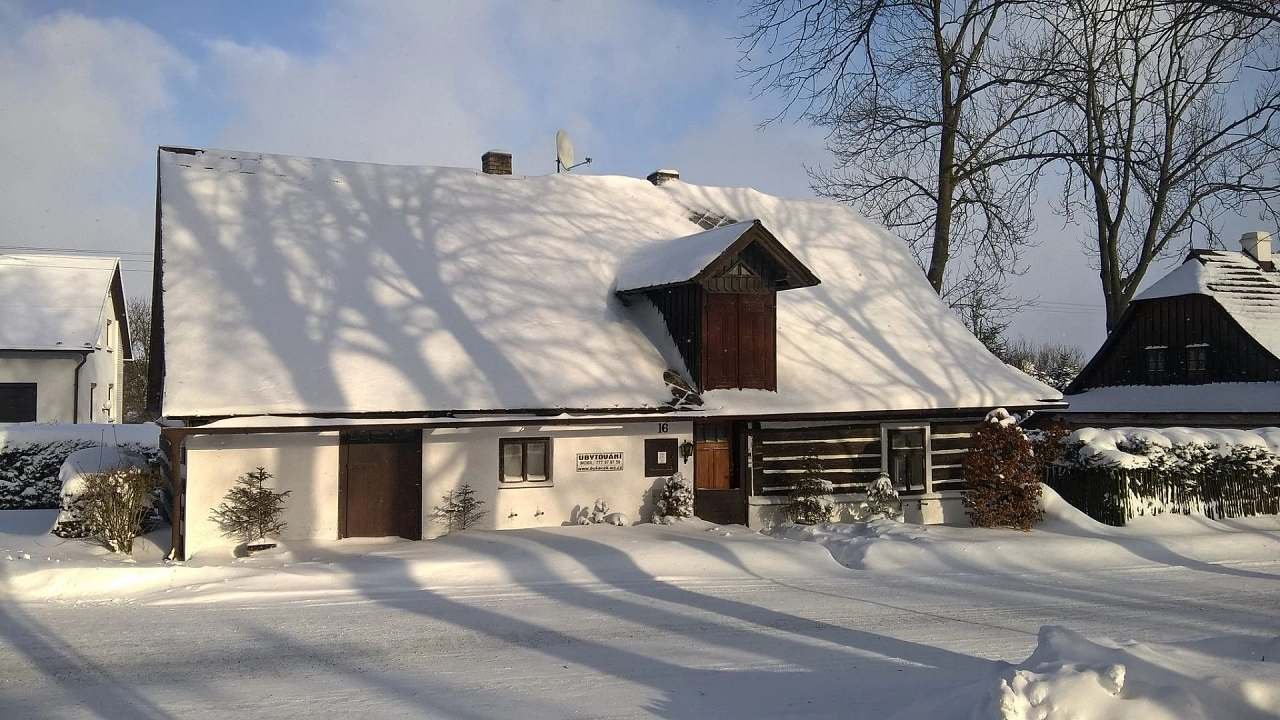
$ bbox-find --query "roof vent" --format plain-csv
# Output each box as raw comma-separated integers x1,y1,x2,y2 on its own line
1240,230,1272,265
647,169,679,186
481,150,512,175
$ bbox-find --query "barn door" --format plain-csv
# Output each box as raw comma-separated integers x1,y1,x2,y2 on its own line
340,430,422,540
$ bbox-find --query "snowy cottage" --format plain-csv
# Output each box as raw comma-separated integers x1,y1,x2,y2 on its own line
147,147,1060,558
1062,233,1280,428
0,255,130,423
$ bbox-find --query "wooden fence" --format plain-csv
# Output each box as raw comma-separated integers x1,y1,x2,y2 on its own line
1044,464,1280,526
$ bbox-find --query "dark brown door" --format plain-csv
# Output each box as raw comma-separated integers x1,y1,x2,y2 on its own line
703,293,739,390
340,431,422,540
737,293,775,390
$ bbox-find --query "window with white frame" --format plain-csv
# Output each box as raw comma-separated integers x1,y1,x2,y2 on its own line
885,427,927,492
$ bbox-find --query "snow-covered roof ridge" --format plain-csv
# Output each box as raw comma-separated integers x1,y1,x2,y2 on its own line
614,219,820,294
1134,250,1280,360
0,254,120,351
157,146,1060,417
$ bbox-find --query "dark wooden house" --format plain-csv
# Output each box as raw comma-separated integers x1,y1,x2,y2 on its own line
1060,233,1280,428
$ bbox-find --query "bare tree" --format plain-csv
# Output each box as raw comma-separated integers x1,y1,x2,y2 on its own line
738,0,1059,303
1038,0,1280,327
123,297,152,422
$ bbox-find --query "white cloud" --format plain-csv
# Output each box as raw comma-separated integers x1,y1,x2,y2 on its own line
0,11,191,260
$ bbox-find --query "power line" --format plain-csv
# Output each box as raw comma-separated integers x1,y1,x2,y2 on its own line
0,245,153,256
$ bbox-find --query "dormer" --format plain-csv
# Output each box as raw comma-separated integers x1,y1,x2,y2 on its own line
616,219,820,392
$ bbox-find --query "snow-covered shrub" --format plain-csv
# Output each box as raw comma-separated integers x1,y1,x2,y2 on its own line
209,467,291,545
962,420,1042,530
652,473,693,522
861,472,900,519
432,484,487,532
0,439,97,509
54,445,163,538
589,499,611,524
786,456,835,525
70,466,162,553
604,512,628,526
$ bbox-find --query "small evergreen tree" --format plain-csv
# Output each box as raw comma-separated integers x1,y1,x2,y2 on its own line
862,472,900,519
786,456,835,524
652,473,694,521
962,421,1042,530
433,484,486,532
210,467,290,544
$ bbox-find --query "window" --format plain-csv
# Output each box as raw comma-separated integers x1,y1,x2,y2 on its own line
886,428,927,493
645,438,678,476
0,383,37,422
1186,345,1208,373
1145,347,1167,379
105,319,113,351
499,438,551,486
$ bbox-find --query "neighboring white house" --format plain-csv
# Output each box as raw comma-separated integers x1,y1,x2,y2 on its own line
149,146,1061,559
0,255,130,423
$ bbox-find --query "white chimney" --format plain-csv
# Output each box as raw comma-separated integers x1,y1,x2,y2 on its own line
1240,230,1272,264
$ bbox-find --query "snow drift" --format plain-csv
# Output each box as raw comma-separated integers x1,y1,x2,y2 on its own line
893,626,1280,720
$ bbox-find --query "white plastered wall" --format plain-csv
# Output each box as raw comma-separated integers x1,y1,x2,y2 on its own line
184,432,340,558
0,352,80,421
421,422,694,538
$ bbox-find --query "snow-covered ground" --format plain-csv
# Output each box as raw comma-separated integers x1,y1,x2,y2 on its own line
2,497,1277,719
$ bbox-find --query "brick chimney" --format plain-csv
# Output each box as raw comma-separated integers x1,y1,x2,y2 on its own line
1240,230,1272,266
646,169,679,186
481,150,512,175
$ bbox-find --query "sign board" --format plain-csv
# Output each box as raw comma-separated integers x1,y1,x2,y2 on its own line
576,451,623,472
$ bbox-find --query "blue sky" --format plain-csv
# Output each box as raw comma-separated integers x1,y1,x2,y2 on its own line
3,0,1258,354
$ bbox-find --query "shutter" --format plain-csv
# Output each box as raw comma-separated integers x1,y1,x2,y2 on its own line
737,293,776,390
702,293,739,389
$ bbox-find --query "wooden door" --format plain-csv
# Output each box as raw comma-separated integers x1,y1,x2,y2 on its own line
702,293,740,390
340,431,422,540
695,440,731,489
737,293,775,390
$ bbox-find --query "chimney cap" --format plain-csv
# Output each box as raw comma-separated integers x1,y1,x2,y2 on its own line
647,169,680,186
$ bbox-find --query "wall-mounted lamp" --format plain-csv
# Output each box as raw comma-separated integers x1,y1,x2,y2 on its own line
680,439,695,464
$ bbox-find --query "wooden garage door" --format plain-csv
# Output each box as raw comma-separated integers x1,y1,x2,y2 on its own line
340,431,422,540
0,383,37,423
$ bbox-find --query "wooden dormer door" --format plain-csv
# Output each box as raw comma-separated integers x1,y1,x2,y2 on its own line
701,292,776,391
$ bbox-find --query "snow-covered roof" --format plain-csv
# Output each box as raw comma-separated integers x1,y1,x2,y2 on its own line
614,219,819,293
157,147,1060,417
0,255,121,351
1061,382,1280,414
1134,250,1280,359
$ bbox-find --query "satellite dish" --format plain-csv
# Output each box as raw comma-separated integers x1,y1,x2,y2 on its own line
556,129,575,171
555,128,592,173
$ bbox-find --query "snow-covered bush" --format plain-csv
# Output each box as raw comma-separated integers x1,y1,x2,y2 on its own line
861,472,900,519
589,498,611,524
962,419,1042,530
0,439,97,509
432,484,487,532
54,445,163,538
786,456,835,525
652,473,693,523
209,467,291,545
69,466,162,553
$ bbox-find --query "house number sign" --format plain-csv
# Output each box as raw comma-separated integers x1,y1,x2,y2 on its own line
576,451,624,471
